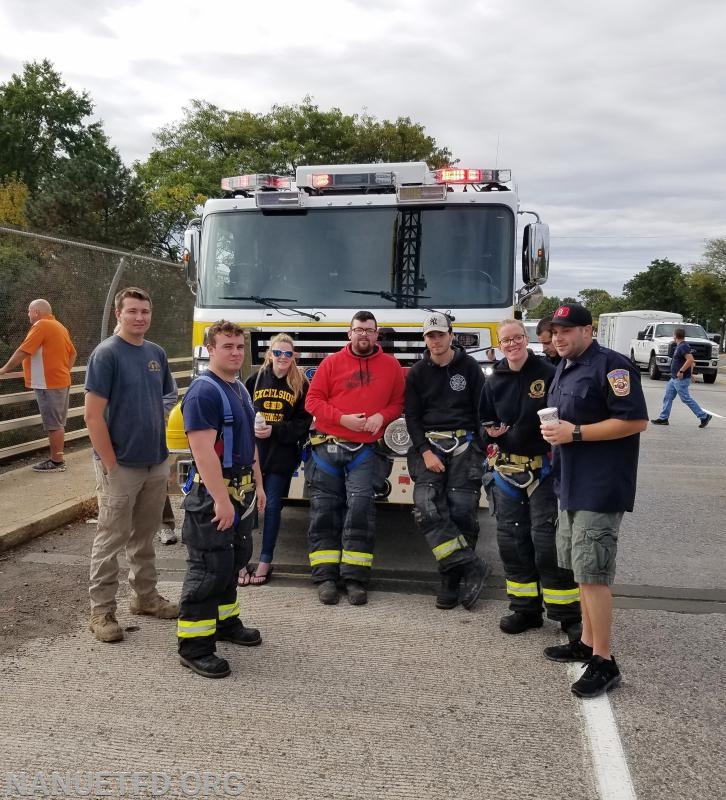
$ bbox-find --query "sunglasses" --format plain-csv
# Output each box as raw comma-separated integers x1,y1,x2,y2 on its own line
272,349,294,358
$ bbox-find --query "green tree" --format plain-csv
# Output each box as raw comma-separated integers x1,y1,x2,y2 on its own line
534,296,563,318
687,238,726,348
622,259,687,314
137,97,453,254
26,128,152,248
577,288,625,320
0,60,97,193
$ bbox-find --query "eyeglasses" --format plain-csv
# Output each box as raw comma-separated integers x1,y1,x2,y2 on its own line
499,334,526,346
351,328,377,336
272,349,294,358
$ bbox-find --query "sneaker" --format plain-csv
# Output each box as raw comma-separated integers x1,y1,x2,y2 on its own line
129,592,179,619
650,418,669,426
89,611,124,643
216,622,262,646
699,414,712,429
180,653,231,679
318,581,339,605
157,528,178,545
543,638,593,663
571,655,622,698
561,620,583,642
499,611,543,634
32,458,66,472
435,570,460,610
461,558,492,611
345,581,368,606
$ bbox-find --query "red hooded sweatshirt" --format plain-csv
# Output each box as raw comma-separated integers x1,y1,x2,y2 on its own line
305,343,405,443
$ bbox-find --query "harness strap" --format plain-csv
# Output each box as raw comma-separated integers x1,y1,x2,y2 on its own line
310,443,374,477
309,432,365,452
425,430,473,455
196,374,235,469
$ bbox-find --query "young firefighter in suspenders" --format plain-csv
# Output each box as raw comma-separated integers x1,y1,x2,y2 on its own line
481,319,581,638
404,313,491,611
305,311,405,606
176,321,266,679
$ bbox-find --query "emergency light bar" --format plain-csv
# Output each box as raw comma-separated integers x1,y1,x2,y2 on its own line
304,171,395,190
434,168,511,185
221,174,291,192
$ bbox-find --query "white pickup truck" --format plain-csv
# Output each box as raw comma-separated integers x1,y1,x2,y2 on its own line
630,321,719,383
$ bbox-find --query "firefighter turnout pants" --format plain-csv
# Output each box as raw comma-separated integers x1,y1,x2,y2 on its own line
407,443,483,573
177,482,254,659
491,474,580,622
305,442,376,586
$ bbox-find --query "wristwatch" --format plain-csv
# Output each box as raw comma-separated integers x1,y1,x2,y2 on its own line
572,424,583,442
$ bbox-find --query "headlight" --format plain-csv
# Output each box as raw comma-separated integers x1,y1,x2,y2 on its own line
192,358,210,376
712,345,719,358
483,364,494,377
383,418,411,455
656,344,669,354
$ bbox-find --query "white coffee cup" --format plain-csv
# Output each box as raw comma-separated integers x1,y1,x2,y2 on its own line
537,407,559,424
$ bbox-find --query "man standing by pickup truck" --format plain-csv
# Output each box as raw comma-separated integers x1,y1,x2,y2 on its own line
651,328,712,428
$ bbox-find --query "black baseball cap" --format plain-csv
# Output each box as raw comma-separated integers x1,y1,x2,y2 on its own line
551,303,592,328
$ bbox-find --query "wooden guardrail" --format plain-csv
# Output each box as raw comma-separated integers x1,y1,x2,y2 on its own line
0,357,192,461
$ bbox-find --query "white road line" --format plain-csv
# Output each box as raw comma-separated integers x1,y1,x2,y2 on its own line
568,662,637,800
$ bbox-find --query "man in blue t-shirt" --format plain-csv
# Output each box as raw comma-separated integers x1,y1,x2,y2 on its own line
539,304,648,699
651,328,712,428
177,321,266,679
85,287,178,644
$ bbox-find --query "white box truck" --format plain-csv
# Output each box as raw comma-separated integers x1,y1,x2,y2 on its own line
597,310,682,356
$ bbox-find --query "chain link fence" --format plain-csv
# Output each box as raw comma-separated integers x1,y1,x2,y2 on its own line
0,227,194,455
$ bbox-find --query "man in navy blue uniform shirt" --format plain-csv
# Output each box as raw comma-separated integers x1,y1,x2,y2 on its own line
540,304,648,698
651,327,712,428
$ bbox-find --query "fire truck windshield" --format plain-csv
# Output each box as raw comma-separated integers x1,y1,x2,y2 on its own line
198,204,514,309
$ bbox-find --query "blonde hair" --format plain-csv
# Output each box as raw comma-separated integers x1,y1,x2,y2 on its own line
261,333,307,402
496,318,527,337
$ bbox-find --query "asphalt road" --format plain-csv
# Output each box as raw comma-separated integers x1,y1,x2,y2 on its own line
1,372,724,799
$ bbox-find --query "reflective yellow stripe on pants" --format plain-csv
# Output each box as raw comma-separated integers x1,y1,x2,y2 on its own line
309,549,342,567
542,586,580,605
177,618,216,638
341,550,373,568
506,579,539,597
432,535,468,561
218,599,240,621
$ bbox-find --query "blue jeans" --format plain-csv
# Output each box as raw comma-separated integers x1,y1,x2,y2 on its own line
658,377,707,420
259,472,292,563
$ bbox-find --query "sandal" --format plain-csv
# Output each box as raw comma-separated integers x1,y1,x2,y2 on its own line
250,564,273,586
237,563,256,587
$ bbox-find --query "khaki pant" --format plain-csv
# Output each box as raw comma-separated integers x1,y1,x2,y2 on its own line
89,459,169,614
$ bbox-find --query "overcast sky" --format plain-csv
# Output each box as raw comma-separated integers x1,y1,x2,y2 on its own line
2,0,725,298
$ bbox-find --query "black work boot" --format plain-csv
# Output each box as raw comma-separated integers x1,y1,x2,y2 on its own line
217,622,262,646
180,653,231,679
435,569,460,610
499,611,544,634
543,639,593,663
345,581,368,606
318,580,339,605
460,558,492,610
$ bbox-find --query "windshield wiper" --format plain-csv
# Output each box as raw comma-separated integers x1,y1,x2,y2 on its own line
345,289,430,307
223,295,321,322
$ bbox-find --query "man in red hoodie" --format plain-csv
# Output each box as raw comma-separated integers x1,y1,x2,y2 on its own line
305,311,405,606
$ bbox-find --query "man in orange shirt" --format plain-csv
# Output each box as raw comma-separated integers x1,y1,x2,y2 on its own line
0,299,76,471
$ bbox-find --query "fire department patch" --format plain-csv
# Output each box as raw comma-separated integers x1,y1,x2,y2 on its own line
528,378,546,399
607,368,630,396
450,373,467,391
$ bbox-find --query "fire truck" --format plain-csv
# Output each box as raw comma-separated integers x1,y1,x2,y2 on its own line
170,162,550,502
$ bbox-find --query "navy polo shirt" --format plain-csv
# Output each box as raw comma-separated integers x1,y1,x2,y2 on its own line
547,340,648,513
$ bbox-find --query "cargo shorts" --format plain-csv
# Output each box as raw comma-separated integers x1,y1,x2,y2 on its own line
556,509,624,585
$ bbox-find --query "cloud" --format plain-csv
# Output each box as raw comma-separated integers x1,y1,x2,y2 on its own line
0,0,724,297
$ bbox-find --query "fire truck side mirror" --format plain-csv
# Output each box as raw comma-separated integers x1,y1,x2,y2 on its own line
183,222,201,290
522,222,550,285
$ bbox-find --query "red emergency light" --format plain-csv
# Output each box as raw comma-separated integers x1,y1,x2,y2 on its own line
221,174,291,192
433,168,511,184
